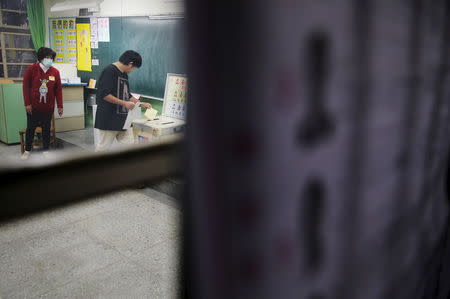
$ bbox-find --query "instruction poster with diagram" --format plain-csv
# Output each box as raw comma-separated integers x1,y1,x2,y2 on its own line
49,18,77,64
76,23,92,71
163,74,187,119
97,17,110,42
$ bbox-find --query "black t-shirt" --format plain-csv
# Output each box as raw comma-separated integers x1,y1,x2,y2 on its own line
94,64,132,131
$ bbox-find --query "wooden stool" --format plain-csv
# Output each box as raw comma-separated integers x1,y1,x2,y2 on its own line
19,116,56,154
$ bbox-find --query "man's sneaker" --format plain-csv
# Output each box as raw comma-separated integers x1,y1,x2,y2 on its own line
20,151,31,160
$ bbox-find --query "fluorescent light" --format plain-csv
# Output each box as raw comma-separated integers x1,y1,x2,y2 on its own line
148,14,184,19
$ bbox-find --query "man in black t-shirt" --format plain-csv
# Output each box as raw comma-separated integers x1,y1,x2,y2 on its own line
94,50,151,151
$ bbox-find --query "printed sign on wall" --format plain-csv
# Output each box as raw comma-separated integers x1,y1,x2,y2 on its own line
90,17,99,48
49,18,76,64
163,73,187,120
97,17,110,42
76,23,92,71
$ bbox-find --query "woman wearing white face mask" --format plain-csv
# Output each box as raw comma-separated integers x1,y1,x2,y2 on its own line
21,47,63,160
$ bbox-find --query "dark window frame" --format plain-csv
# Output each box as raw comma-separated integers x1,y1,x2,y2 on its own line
0,136,182,223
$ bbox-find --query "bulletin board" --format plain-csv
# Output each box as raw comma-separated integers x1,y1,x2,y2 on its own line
49,17,77,64
162,73,187,120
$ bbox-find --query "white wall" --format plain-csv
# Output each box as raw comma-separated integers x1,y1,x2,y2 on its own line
99,0,184,17
44,0,185,46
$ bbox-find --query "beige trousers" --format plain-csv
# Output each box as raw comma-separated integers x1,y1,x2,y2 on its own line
95,128,135,152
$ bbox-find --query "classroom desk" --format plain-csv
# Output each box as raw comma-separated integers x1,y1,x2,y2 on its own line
0,84,26,144
56,83,87,132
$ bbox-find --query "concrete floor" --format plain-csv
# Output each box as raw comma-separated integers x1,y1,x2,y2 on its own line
0,128,94,162
0,129,181,298
57,128,95,152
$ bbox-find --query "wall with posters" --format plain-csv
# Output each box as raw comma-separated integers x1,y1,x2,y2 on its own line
44,1,185,98
44,0,184,47
76,16,186,99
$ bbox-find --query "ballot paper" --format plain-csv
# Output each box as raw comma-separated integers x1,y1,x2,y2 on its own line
144,107,158,120
130,93,141,100
123,102,142,130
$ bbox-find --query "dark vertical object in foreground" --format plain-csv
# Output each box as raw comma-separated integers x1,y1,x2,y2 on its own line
297,32,334,148
301,178,325,274
183,1,450,298
337,1,371,298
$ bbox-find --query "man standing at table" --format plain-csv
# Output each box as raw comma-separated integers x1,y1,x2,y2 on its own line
94,50,151,151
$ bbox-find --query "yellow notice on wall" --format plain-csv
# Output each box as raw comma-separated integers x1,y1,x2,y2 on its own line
50,18,76,64
76,23,92,71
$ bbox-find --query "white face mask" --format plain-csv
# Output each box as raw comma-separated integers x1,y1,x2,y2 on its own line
42,58,53,68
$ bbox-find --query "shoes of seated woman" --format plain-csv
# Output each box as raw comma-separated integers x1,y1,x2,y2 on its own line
20,150,31,160
21,150,53,161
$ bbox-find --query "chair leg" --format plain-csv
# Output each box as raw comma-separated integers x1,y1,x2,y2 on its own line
33,133,42,149
19,132,24,154
52,128,56,145
50,131,55,145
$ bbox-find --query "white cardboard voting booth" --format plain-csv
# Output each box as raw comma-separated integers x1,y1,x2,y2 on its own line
132,73,187,143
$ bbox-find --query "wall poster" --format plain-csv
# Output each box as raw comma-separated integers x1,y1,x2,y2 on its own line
49,18,77,64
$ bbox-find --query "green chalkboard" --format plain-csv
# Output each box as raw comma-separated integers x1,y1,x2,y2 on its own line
77,17,186,99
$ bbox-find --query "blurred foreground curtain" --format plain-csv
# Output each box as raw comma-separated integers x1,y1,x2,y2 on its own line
27,0,45,51
184,0,450,299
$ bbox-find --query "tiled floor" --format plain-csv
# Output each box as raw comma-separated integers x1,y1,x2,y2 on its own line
0,189,180,298
0,129,181,298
